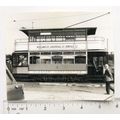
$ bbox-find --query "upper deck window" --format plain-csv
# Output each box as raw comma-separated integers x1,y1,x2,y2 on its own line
56,36,63,41
65,36,75,41
26,28,96,42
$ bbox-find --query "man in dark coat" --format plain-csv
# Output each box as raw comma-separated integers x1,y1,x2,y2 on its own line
104,64,114,94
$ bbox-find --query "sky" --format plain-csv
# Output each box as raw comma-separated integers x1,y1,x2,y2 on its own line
0,7,114,54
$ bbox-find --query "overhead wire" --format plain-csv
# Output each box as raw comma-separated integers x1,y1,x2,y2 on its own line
13,12,110,29
64,12,110,29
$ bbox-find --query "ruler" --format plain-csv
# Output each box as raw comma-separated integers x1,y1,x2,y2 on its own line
3,99,120,114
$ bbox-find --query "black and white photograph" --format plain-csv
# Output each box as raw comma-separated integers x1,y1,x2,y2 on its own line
4,8,115,102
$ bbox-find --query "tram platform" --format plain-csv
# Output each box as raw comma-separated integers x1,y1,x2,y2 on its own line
17,82,114,101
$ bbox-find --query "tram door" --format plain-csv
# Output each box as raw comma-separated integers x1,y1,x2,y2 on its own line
88,52,108,75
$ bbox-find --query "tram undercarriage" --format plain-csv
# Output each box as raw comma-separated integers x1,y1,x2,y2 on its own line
13,74,105,83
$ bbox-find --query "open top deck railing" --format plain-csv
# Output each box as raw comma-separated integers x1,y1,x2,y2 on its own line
15,36,107,51
15,36,105,43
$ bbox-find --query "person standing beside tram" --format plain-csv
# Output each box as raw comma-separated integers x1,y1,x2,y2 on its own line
104,64,114,94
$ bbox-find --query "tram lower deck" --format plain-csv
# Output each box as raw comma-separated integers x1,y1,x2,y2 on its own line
9,51,108,83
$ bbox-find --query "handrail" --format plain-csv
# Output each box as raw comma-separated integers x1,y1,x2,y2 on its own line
15,36,105,43
87,36,105,41
15,39,28,43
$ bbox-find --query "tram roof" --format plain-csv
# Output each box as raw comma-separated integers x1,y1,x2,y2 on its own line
20,27,97,36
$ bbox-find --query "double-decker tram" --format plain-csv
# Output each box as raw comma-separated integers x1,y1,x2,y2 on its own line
11,27,108,82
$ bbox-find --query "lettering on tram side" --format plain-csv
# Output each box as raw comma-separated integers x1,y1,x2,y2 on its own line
36,44,78,49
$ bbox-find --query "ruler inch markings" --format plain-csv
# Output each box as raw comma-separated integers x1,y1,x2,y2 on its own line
3,99,120,114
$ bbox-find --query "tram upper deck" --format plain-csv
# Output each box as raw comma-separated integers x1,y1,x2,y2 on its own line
15,27,107,51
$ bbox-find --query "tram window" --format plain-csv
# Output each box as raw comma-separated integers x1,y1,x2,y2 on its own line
103,56,108,64
36,36,40,42
40,36,46,42
75,52,86,55
30,56,40,64
52,52,62,55
13,53,28,67
51,36,56,41
41,59,51,64
88,56,105,67
74,31,86,35
64,59,74,64
52,59,62,64
75,56,86,64
46,36,52,41
65,36,75,41
99,57,103,66
18,56,28,66
76,35,86,39
63,52,74,55
75,51,81,55
30,52,40,55
88,57,93,65
29,36,36,42
52,56,62,64
35,56,40,64
30,36,37,42
93,57,104,67
30,56,34,64
41,52,51,55
93,57,98,67
55,36,62,41
12,54,18,66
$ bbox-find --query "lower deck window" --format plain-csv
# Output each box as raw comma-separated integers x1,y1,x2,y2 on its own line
52,59,62,64
12,53,28,67
30,56,40,64
52,56,62,64
41,59,51,64
93,56,104,67
63,59,74,64
75,56,86,64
